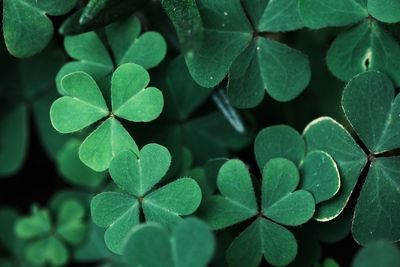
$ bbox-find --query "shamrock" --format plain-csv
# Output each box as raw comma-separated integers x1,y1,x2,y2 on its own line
56,15,166,94
162,0,311,108
50,63,164,171
255,125,341,216
90,144,202,254
299,0,400,85
122,218,215,267
133,56,253,175
3,0,78,57
15,199,86,266
0,44,68,176
303,71,400,245
199,158,315,267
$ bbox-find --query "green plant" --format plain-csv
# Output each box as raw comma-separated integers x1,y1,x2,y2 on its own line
1,1,400,267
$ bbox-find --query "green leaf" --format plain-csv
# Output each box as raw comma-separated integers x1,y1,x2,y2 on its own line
0,104,28,176
142,178,202,227
262,158,315,226
123,224,173,267
352,157,400,245
25,237,68,266
255,125,305,169
161,0,253,87
111,63,164,122
368,0,400,23
0,208,20,253
352,241,400,267
299,0,368,29
57,32,113,93
327,21,400,86
106,16,167,68
123,218,215,267
3,0,52,57
57,139,107,189
79,117,139,172
50,72,109,133
303,117,367,221
300,151,341,204
199,159,258,229
91,192,140,254
15,207,51,239
56,199,86,245
342,71,400,153
243,0,304,32
109,144,171,196
227,218,297,267
228,37,310,107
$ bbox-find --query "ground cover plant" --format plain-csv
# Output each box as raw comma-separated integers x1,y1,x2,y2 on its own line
1,0,400,266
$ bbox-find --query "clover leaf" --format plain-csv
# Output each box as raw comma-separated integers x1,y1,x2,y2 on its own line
56,15,166,93
200,158,315,266
299,0,400,86
2,0,78,57
0,45,68,176
122,218,215,267
91,144,202,254
15,199,86,266
50,63,164,171
352,241,400,267
304,71,400,245
367,0,400,23
162,0,311,108
255,125,341,213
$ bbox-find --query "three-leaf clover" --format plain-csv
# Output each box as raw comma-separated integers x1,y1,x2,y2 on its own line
50,63,164,171
2,0,78,57
15,199,86,266
303,71,400,245
255,125,341,216
199,158,315,267
90,144,202,254
299,0,400,85
162,0,311,108
122,218,215,267
56,15,166,93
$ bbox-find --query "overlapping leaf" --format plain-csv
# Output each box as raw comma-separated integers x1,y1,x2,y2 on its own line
162,0,311,108
200,159,315,266
50,63,164,171
299,0,400,85
57,15,166,93
3,0,78,57
91,144,202,254
304,71,400,245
